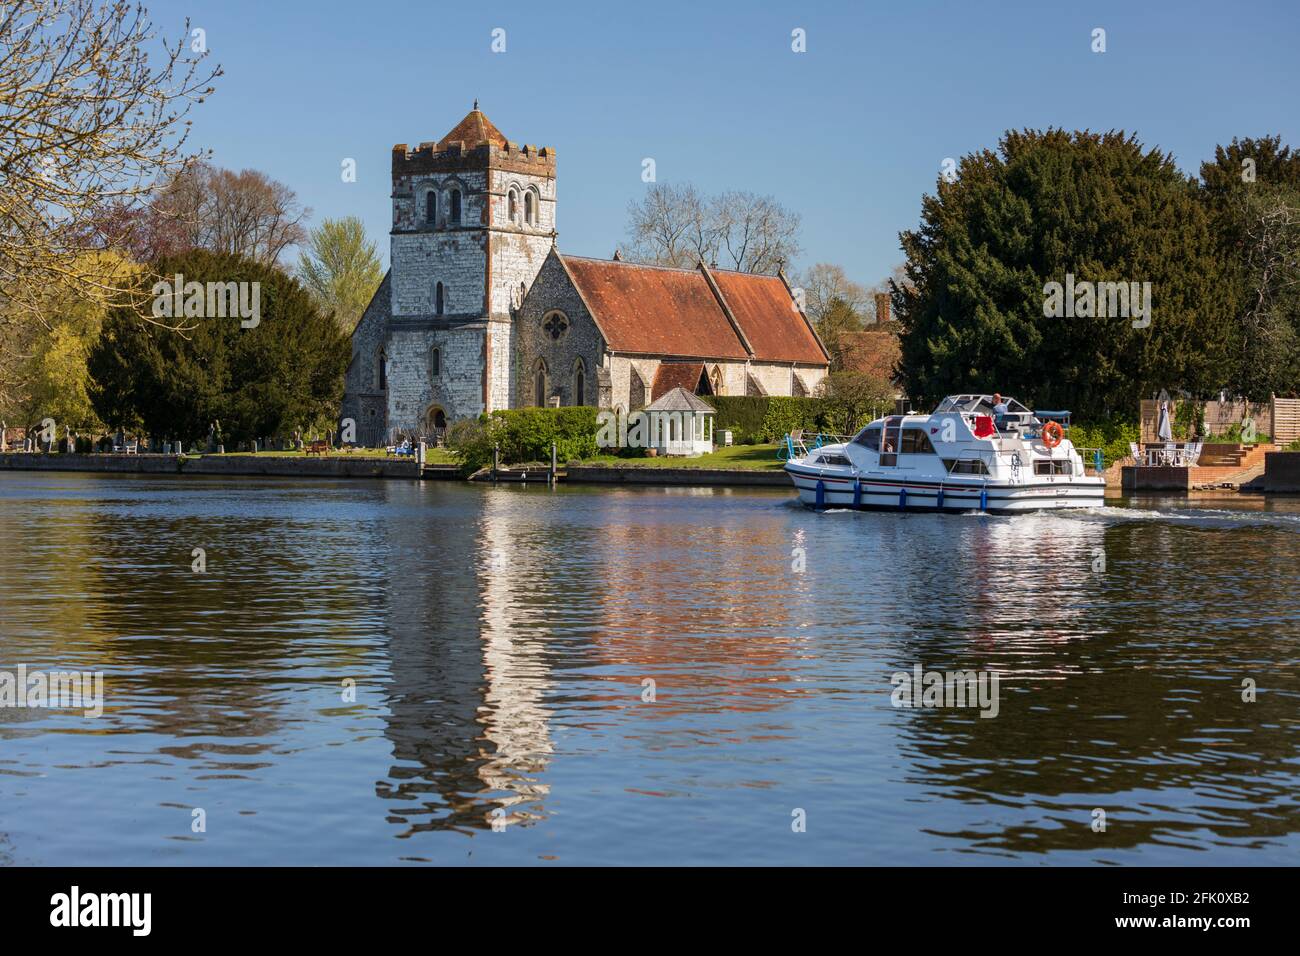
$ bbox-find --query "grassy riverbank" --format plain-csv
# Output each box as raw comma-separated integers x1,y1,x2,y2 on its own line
209,448,458,464
578,444,785,470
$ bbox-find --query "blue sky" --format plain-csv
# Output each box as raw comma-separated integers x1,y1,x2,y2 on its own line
164,0,1299,285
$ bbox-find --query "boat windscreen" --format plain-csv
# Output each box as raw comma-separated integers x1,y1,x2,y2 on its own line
936,395,982,413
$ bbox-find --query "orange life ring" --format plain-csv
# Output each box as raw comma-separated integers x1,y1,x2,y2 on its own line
1041,421,1064,448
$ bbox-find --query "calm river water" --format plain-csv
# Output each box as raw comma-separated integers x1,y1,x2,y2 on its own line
0,472,1297,865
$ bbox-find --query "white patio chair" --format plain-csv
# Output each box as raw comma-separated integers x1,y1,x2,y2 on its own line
1129,441,1145,466
1181,441,1202,467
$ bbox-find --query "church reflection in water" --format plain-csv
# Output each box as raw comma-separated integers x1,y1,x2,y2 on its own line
376,488,552,836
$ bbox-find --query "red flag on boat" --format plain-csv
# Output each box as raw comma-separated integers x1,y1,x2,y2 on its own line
973,415,996,438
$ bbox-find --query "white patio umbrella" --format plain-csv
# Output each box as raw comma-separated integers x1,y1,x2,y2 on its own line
1157,402,1173,442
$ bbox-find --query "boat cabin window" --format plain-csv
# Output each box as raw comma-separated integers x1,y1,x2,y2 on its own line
852,426,881,451
944,458,989,475
1034,459,1072,475
880,421,902,466
900,428,936,454
816,452,851,466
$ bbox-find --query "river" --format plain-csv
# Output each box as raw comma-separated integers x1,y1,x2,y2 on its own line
0,472,1296,865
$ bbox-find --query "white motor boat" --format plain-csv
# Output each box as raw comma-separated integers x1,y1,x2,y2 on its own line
784,395,1106,513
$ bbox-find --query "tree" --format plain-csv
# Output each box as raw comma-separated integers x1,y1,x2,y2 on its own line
1200,136,1300,199
0,1,218,323
296,217,384,333
895,129,1236,419
711,191,801,273
1223,185,1300,397
624,183,711,269
4,251,135,430
1199,137,1300,398
820,370,896,434
815,296,864,369
154,162,310,264
69,198,193,264
797,263,867,326
87,250,350,444
626,183,801,273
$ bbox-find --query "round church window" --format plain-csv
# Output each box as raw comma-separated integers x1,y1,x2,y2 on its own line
542,311,569,341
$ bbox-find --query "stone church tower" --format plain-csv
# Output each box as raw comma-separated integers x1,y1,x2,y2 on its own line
383,104,556,434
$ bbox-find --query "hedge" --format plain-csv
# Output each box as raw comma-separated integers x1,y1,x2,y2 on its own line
493,406,599,463
1069,419,1140,468
703,396,832,443
447,406,599,472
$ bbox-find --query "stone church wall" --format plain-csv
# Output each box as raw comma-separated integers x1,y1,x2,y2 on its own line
515,252,605,407
385,324,489,435
341,273,391,446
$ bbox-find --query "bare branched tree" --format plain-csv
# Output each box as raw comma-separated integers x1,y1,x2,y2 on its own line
0,0,219,405
711,190,801,274
626,182,800,274
797,263,867,326
157,162,309,264
625,183,710,269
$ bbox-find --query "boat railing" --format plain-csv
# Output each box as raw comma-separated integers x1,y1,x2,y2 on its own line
1075,446,1106,475
779,432,854,461
779,433,809,461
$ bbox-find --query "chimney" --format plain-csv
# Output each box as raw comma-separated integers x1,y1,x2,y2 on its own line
874,292,891,324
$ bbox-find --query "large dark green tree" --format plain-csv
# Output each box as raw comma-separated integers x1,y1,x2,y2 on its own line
894,129,1236,419
1199,136,1300,398
88,250,350,445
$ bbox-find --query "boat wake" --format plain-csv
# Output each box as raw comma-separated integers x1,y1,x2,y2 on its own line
791,497,1300,531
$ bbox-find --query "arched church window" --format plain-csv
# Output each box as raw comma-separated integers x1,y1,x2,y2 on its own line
449,188,462,225
573,359,585,406
378,349,387,390
534,360,548,407
524,190,535,226
425,190,437,225
508,188,518,223
435,282,445,316
429,347,440,377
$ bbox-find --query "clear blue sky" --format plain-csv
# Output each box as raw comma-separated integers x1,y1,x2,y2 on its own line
164,0,1299,285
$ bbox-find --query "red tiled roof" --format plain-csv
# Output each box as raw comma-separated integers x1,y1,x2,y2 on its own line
440,108,508,149
651,362,705,399
561,256,749,360
709,270,828,365
837,329,901,382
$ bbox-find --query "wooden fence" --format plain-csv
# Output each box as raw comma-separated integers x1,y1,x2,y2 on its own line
1272,396,1300,443
1139,396,1300,444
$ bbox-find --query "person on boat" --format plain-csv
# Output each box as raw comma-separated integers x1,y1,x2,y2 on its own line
992,393,1010,431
